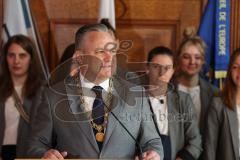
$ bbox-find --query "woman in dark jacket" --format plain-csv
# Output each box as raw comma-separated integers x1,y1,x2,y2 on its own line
146,46,202,160
0,35,43,160
173,28,218,133
204,49,240,160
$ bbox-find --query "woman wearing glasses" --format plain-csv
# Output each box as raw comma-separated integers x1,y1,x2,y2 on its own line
146,46,202,160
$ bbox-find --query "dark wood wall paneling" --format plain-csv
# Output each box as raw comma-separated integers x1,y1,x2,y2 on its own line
0,0,3,49
29,0,205,71
14,0,240,72
115,0,203,71
29,0,50,69
116,19,180,71
231,0,240,53
30,0,100,71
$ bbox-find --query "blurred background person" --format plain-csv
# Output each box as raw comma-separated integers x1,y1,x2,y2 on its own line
48,43,75,85
173,28,218,133
204,48,240,160
0,35,43,160
146,46,201,160
59,43,75,65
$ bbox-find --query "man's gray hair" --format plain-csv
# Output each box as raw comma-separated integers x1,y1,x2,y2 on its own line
75,23,115,50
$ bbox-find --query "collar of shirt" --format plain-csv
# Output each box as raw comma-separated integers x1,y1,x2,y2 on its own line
149,95,167,106
79,73,110,111
149,95,168,135
237,105,240,113
178,83,201,125
178,84,200,93
79,73,110,91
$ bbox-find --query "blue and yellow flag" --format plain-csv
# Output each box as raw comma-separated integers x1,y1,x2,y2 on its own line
198,0,230,89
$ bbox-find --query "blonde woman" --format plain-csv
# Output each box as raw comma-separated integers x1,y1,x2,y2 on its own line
174,28,218,133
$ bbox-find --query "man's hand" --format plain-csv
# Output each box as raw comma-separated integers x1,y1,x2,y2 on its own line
42,149,67,159
135,150,160,160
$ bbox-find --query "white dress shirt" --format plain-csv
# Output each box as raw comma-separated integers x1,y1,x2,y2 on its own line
149,96,168,135
79,74,110,112
3,85,22,145
178,84,201,125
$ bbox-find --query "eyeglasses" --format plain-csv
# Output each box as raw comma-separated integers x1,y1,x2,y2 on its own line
149,63,173,75
150,63,173,70
94,48,117,55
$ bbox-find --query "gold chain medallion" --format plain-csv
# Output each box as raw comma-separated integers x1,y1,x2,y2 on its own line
96,132,105,142
77,75,114,143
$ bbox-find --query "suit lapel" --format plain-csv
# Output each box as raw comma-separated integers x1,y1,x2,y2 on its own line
0,102,5,146
147,97,161,137
226,107,239,158
65,76,126,152
0,102,4,122
199,78,210,132
102,77,125,149
17,97,32,144
167,91,178,156
23,98,32,114
65,78,99,152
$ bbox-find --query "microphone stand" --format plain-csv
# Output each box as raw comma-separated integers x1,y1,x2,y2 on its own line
104,103,143,160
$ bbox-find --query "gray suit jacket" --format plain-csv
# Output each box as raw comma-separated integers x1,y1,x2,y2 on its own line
27,76,164,159
172,77,218,134
198,77,219,134
0,87,43,158
203,97,239,160
149,90,202,160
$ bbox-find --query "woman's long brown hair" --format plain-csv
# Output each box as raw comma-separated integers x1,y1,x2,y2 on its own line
0,34,43,101
222,48,240,110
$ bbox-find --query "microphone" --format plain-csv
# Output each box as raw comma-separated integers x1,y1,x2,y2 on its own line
103,97,143,160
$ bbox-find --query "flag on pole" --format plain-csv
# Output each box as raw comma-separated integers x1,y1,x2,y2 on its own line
98,0,116,29
2,0,49,80
198,0,230,89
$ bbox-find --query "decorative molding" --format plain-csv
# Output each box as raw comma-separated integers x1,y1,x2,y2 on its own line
117,0,127,19
28,0,217,71
49,19,96,70
48,19,180,71
116,19,180,71
117,19,180,51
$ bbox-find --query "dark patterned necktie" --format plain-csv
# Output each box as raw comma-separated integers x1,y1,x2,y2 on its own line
92,86,104,124
92,86,105,151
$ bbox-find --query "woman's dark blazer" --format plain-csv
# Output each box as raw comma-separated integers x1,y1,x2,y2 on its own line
173,77,219,134
149,89,202,160
0,87,43,158
203,96,239,160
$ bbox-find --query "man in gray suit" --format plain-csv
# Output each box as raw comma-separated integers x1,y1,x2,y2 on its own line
27,23,163,159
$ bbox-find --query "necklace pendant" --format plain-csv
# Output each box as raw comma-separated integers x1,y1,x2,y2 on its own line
96,132,105,142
